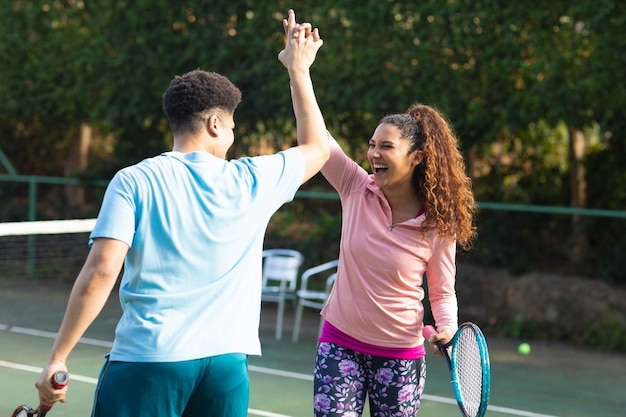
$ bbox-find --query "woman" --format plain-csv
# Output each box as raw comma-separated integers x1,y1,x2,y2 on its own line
314,104,476,416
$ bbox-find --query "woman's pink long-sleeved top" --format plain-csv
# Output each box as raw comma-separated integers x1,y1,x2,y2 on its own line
320,137,458,348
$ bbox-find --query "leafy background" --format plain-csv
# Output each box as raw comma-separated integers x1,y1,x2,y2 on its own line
1,1,625,349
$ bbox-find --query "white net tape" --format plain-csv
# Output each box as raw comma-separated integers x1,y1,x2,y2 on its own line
0,219,95,281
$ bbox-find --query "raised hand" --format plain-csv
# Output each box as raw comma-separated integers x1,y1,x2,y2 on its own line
278,9,323,72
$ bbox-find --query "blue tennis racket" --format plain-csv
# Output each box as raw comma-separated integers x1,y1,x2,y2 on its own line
423,322,490,417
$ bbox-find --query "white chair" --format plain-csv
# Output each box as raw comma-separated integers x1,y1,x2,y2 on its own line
261,248,305,340
291,259,339,343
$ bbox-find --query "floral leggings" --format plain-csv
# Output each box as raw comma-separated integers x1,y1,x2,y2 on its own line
313,342,427,417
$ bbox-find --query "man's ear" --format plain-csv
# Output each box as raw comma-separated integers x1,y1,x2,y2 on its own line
206,114,220,137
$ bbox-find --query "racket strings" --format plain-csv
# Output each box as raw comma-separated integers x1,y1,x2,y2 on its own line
455,329,484,416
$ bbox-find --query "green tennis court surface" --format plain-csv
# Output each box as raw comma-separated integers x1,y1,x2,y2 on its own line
1,280,625,416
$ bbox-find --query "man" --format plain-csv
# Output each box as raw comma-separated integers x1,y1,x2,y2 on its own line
35,9,327,417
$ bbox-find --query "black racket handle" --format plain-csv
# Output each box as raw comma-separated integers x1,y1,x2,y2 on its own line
38,371,69,415
423,325,452,348
423,325,453,367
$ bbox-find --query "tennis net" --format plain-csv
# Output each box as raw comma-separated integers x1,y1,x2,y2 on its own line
0,219,96,281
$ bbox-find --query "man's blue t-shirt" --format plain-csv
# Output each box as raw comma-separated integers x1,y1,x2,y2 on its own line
90,148,305,361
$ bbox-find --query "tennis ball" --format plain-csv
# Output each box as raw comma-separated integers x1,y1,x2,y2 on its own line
518,342,531,355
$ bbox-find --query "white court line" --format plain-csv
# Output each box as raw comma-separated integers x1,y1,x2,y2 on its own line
0,324,559,417
486,405,560,417
0,324,113,348
0,360,99,384
249,364,312,381
249,363,555,415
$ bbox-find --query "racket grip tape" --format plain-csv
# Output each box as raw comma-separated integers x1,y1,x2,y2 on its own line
422,325,437,340
52,371,69,389
39,371,70,413
422,325,450,352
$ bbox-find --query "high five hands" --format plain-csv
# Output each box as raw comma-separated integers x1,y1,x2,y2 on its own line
278,9,323,71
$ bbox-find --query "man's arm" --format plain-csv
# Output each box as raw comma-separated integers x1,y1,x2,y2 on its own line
35,238,127,407
278,9,329,184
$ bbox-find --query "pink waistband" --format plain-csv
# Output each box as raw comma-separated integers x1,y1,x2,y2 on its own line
319,321,426,360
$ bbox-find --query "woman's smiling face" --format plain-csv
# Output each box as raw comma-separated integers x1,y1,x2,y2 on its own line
367,123,423,191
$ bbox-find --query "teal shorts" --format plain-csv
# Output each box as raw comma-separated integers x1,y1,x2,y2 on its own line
91,353,249,417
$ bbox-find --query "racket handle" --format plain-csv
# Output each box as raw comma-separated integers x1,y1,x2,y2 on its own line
51,371,69,389
39,371,69,413
423,325,450,353
422,325,437,340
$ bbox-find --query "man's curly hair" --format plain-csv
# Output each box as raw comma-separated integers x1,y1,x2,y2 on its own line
380,104,477,250
162,69,242,135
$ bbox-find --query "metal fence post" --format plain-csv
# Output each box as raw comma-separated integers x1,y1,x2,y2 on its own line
27,178,37,276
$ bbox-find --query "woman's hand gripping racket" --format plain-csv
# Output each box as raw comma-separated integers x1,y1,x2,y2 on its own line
12,371,69,417
423,322,491,417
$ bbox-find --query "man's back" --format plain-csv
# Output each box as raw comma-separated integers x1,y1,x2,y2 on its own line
90,149,305,361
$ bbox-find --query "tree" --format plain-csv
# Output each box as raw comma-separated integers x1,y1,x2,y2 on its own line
1,0,624,279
